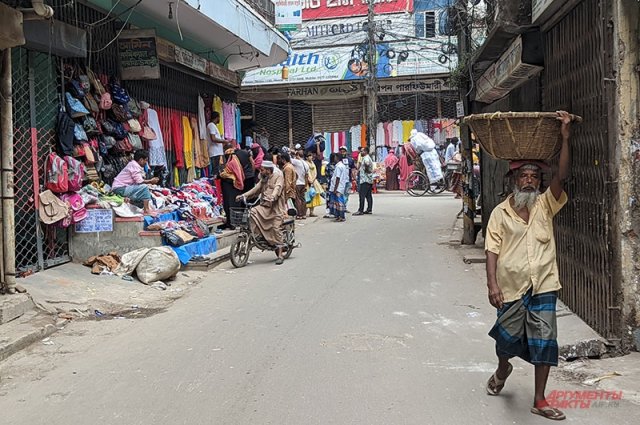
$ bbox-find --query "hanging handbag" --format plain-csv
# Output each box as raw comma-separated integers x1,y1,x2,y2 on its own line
65,93,89,118
74,123,88,143
82,116,99,136
67,80,85,98
140,124,157,141
127,98,141,117
99,92,113,110
115,137,134,153
82,93,100,115
128,133,143,150
111,103,132,122
79,74,91,92
101,119,116,135
110,82,130,105
127,118,142,133
38,190,70,225
87,68,106,95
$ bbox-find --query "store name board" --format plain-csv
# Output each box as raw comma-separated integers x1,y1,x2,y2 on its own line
475,36,543,104
287,83,364,99
378,78,448,94
302,0,413,20
175,45,208,74
290,13,413,49
275,0,303,30
532,0,563,23
117,29,160,80
156,38,240,88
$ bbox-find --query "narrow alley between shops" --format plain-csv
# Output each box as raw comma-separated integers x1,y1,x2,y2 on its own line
0,194,638,425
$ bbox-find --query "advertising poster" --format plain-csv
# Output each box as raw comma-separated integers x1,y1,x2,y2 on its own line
302,0,414,20
275,0,304,31
242,41,456,86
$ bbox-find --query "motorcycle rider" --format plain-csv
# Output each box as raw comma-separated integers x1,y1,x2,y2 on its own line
236,161,288,265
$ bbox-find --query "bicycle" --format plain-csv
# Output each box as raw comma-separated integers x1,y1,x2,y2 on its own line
229,196,299,268
406,159,448,197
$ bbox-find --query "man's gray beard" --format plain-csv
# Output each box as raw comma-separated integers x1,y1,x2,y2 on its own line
513,186,539,210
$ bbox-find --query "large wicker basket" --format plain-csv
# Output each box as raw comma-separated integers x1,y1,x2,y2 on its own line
463,112,582,160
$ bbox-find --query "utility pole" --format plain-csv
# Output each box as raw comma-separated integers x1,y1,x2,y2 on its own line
365,0,378,157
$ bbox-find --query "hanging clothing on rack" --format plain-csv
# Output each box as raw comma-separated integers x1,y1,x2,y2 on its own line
182,116,195,182
376,123,385,147
392,120,403,145
236,105,242,147
213,96,224,136
170,112,185,169
223,102,235,142
402,120,414,144
197,96,207,140
147,108,167,168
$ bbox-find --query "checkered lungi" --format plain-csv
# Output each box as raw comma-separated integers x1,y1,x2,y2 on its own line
489,288,559,366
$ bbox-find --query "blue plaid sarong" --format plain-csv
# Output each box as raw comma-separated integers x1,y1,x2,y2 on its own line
328,192,346,219
489,288,559,366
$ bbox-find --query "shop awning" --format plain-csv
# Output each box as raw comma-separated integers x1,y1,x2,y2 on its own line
94,0,289,72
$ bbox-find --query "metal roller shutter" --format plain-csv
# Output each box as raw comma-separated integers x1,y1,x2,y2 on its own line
311,98,364,133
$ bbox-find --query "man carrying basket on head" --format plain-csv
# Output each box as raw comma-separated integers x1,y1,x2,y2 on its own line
485,111,573,421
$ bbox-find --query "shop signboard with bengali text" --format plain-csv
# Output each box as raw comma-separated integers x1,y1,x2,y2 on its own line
117,29,160,80
302,0,414,20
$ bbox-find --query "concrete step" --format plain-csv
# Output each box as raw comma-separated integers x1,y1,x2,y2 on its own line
0,311,61,362
0,294,34,325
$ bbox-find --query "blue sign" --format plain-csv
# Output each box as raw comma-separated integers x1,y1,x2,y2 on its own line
75,209,114,233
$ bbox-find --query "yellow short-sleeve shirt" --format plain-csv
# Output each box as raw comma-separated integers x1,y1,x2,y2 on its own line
485,189,568,302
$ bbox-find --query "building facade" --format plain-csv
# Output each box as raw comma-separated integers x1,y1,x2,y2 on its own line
465,0,640,350
0,0,288,288
240,0,461,153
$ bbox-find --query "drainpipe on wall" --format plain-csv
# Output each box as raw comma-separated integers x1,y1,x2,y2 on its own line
0,49,15,293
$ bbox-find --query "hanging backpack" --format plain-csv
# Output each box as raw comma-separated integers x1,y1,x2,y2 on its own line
74,123,88,143
111,82,130,105
99,92,113,110
56,110,75,156
65,93,89,118
127,98,142,117
82,116,99,136
111,103,132,122
87,68,106,95
64,155,86,192
82,93,100,115
46,153,69,193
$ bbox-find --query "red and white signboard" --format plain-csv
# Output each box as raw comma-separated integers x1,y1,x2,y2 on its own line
302,0,414,21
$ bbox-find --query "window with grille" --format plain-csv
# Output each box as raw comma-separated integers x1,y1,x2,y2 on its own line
415,11,437,38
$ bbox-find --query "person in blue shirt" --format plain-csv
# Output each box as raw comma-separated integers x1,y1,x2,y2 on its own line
339,146,356,213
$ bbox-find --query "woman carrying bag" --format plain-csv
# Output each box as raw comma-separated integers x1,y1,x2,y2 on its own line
304,151,324,218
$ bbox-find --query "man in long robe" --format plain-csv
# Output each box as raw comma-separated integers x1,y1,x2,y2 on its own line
237,161,288,265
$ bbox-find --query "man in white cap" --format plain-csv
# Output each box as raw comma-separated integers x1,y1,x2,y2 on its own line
291,143,310,219
237,160,288,265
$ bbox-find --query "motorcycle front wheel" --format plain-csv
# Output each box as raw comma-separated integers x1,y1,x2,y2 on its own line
230,235,251,268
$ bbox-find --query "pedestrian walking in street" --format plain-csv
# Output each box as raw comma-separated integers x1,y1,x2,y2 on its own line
305,151,324,217
384,147,400,191
207,111,226,177
338,146,356,213
235,145,256,192
278,151,297,212
291,144,310,220
484,111,573,421
328,153,348,222
218,147,245,230
353,147,374,216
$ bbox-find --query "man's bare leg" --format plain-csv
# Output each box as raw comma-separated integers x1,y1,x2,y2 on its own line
534,365,551,403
